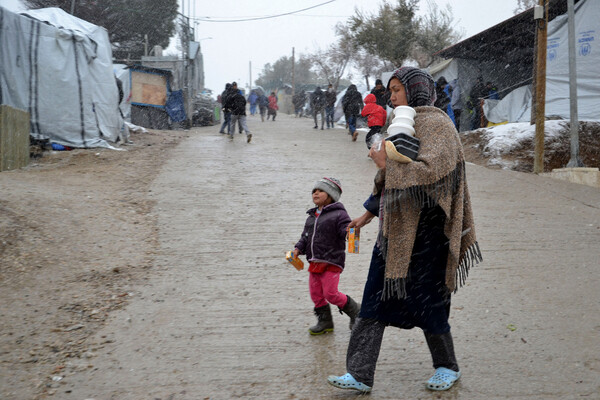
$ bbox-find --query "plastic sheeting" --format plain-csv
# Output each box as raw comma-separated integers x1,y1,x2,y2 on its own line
545,0,599,121
0,7,121,148
430,0,599,124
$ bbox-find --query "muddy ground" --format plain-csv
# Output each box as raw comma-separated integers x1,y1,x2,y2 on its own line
0,129,189,398
0,117,598,399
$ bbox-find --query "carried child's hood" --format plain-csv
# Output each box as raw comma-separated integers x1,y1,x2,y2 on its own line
364,93,377,104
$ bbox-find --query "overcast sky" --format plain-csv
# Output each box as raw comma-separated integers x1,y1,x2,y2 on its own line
2,0,522,94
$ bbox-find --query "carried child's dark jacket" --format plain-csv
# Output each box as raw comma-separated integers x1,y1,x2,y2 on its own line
295,202,351,270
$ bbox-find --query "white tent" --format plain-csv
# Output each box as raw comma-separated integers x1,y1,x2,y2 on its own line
431,0,599,124
545,0,599,121
0,7,122,148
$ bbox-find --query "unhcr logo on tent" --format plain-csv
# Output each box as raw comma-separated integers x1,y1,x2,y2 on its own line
578,30,595,57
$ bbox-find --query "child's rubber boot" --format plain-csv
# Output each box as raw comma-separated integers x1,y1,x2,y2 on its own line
339,295,360,330
327,373,372,393
308,304,334,335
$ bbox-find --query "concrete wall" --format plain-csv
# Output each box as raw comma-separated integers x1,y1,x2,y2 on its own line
544,167,600,188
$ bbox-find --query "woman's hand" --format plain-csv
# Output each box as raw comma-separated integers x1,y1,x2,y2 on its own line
348,211,375,236
293,248,300,258
369,139,387,169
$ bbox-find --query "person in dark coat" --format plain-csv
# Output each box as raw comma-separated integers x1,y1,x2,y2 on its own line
293,177,360,335
224,82,252,143
341,84,364,141
328,66,482,394
218,83,232,134
293,90,306,118
370,79,388,108
468,76,486,130
311,86,326,130
325,84,337,129
258,93,269,122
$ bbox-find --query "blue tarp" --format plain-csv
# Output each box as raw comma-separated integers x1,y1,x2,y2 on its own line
165,90,186,122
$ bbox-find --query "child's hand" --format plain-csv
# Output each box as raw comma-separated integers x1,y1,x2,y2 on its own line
293,248,300,258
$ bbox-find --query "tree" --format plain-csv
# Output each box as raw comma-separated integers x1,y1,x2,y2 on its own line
307,39,352,92
346,0,420,67
412,2,464,67
514,0,538,14
255,55,317,92
23,0,178,60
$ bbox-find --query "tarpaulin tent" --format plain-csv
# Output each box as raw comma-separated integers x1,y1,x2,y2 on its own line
431,0,599,125
0,7,122,148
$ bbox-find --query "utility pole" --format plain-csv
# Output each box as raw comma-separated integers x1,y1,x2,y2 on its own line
249,61,252,94
566,0,584,167
291,47,295,97
533,0,548,174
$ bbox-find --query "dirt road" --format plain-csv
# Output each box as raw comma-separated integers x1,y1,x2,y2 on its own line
2,113,599,399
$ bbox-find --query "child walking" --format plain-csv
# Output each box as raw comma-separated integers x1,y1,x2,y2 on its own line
361,93,387,149
293,177,361,335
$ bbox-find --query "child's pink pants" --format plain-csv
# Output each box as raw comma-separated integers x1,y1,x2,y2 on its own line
309,270,348,308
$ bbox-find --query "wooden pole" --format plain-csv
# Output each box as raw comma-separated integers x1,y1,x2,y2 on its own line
533,0,548,174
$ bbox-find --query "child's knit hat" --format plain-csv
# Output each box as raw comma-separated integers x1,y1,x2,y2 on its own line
313,177,342,202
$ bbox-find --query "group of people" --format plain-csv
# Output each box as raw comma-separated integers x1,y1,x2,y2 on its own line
292,66,482,395
217,84,282,142
434,75,500,132
296,79,389,145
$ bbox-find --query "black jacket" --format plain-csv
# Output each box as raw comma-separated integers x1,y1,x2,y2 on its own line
226,91,247,115
342,85,364,116
295,202,351,269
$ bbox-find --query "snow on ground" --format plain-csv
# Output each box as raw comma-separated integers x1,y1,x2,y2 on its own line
480,120,566,157
473,120,575,170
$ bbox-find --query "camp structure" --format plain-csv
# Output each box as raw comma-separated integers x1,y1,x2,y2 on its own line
0,7,123,148
430,0,599,128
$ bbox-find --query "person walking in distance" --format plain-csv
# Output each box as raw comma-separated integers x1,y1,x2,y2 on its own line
293,178,361,335
293,90,306,118
325,84,337,129
225,82,252,143
258,92,269,122
218,83,233,134
310,86,326,130
342,84,364,142
267,91,278,121
328,66,482,394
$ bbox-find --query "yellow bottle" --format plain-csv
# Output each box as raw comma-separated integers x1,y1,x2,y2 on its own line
348,228,360,254
286,251,304,271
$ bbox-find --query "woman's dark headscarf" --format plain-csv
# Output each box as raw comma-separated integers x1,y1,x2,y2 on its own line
386,66,436,108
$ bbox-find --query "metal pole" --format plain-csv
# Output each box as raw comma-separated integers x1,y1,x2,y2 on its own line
533,0,548,174
70,0,75,15
292,47,295,97
566,0,583,167
249,61,252,94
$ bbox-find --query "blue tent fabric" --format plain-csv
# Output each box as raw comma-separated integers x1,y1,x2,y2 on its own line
166,90,186,122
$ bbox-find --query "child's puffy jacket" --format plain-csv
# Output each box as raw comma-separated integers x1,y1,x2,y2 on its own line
361,93,387,127
295,202,351,269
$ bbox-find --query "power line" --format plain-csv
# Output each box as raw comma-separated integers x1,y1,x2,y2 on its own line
193,0,337,23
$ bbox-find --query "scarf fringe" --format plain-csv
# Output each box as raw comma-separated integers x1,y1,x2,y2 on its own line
384,160,464,213
454,241,483,293
382,277,407,301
